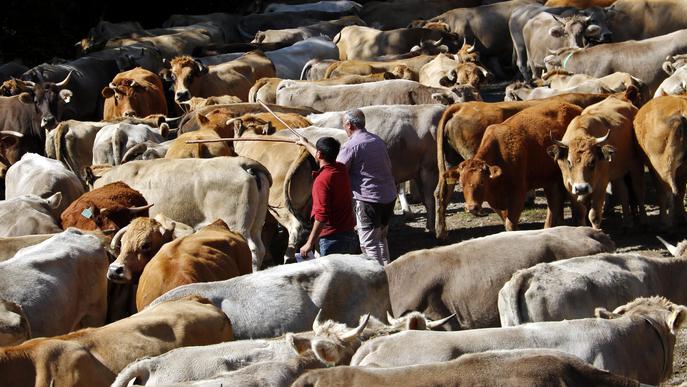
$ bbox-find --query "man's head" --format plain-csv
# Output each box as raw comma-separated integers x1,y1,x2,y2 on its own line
315,137,341,165
343,109,365,137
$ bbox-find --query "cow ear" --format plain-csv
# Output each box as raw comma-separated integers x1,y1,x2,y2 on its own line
59,89,72,104
594,307,621,319
46,192,62,209
311,338,342,365
439,76,454,88
488,165,502,179
233,119,245,137
102,87,115,99
547,144,567,160
262,122,275,135
405,315,427,331
18,92,33,104
197,113,210,126
382,71,395,80
159,123,170,138
668,305,687,334
286,333,311,355
549,26,564,38
600,144,616,161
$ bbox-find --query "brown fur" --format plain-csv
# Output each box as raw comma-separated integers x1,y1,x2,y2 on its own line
60,182,148,231
545,0,616,7
165,129,234,159
102,67,167,120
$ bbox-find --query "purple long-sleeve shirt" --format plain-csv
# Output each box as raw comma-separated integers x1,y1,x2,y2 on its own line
336,128,397,204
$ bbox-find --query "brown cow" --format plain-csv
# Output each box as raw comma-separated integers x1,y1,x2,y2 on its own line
545,0,616,6
102,67,168,120
634,95,687,229
178,103,319,133
135,219,252,310
548,92,645,229
169,51,276,103
60,181,150,231
0,295,232,387
434,92,610,238
444,101,583,231
0,93,42,167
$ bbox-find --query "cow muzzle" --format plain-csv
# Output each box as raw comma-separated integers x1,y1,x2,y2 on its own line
107,263,131,283
466,204,489,217
572,183,592,196
41,115,56,129
175,90,190,102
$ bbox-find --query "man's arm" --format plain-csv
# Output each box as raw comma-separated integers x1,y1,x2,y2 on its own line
300,219,324,256
296,137,317,157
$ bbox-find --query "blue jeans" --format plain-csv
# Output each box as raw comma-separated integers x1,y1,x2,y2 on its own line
319,230,358,256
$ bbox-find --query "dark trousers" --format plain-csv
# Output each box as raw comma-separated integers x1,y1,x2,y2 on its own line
319,230,358,256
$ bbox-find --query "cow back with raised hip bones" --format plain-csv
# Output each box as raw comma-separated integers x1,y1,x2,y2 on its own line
0,229,109,339
147,255,390,340
498,238,687,327
0,193,63,237
93,156,271,270
352,296,686,385
634,95,687,229
387,226,614,330
92,122,169,166
604,0,687,43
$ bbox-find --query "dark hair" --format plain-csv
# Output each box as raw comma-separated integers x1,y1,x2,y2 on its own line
315,137,340,163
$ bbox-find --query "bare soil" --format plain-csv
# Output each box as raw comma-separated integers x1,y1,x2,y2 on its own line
388,188,687,386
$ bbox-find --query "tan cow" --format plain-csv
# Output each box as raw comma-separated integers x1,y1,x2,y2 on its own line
323,55,437,80
548,91,645,229
0,296,232,387
177,95,242,112
419,53,491,89
135,220,252,310
434,92,610,238
102,67,167,120
445,100,583,231
170,51,276,103
634,95,687,228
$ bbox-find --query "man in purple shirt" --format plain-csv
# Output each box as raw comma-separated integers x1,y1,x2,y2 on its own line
337,109,397,265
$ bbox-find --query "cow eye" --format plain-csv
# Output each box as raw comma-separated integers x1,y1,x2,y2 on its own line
567,159,572,168
141,242,151,251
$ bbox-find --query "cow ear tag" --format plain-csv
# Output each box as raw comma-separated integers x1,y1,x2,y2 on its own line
81,207,94,219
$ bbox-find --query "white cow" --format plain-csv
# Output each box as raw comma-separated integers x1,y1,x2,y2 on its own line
92,122,168,165
265,37,340,79
654,65,687,97
0,194,63,237
5,153,84,216
0,229,108,339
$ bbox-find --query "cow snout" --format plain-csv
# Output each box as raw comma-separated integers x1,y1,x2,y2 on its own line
41,115,56,129
175,90,190,102
599,33,612,43
466,203,488,217
107,263,130,283
123,110,136,118
572,183,592,196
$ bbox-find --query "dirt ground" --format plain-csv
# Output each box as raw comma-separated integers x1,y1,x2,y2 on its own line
387,188,687,386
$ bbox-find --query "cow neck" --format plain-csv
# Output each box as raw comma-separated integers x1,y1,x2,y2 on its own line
641,315,669,381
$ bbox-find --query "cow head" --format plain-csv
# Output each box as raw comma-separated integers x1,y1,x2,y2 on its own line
409,38,449,56
0,78,34,97
389,64,417,81
504,81,531,101
227,117,276,138
102,74,163,119
31,72,73,130
0,298,31,347
547,131,614,198
107,213,173,283
662,54,687,75
549,13,608,49
455,38,479,64
442,62,492,89
0,129,28,167
580,7,612,43
432,84,482,105
167,56,208,103
595,296,687,339
450,158,501,217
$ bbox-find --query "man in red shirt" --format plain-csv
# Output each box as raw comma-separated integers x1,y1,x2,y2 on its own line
297,136,357,257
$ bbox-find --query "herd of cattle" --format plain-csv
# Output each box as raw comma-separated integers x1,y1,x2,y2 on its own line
2,0,687,385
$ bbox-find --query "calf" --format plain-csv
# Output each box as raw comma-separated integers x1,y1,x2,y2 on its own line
548,92,645,229
102,67,167,120
445,100,582,231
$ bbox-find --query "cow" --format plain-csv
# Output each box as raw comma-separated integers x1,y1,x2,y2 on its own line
94,157,271,269
127,220,252,311
92,122,169,166
352,296,686,385
334,26,460,61
147,255,390,339
0,299,31,347
249,73,395,104
633,95,687,229
419,55,491,90
301,58,339,80
264,1,363,13
523,10,609,79
0,94,43,166
294,349,641,387
542,70,648,101
544,29,687,95
102,67,167,120
0,234,54,262
252,16,365,45
0,295,232,387
4,153,84,217
387,226,614,330
169,51,276,103
265,37,340,79
238,10,359,39
60,181,149,232
102,29,215,59
309,104,445,232
177,95,242,111
76,20,145,53
0,193,63,237
86,44,166,74
662,54,687,76
165,129,234,159
434,92,613,239
605,0,687,43
547,93,645,229
45,120,109,182
360,0,482,30
505,81,612,101
276,79,456,111
0,229,108,338
546,0,616,6
230,112,312,134
323,55,436,80
445,100,582,231
499,243,687,326
654,66,687,97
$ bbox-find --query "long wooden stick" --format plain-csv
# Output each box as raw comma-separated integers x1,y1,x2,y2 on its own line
255,99,306,140
185,137,297,144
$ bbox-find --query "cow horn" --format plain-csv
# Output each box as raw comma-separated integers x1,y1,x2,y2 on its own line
129,80,136,88
462,36,467,48
127,203,154,213
657,236,679,257
433,37,443,46
550,131,567,147
164,116,182,123
312,309,324,331
426,313,456,329
386,311,399,325
594,130,610,144
109,82,117,89
21,80,36,88
552,14,565,25
341,314,370,342
110,225,129,251
0,130,24,138
467,43,476,53
54,71,73,87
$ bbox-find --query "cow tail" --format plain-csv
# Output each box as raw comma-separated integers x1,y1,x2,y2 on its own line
112,127,123,165
248,78,269,103
497,269,531,327
110,359,152,387
284,147,313,223
323,62,339,79
332,31,342,45
52,121,68,168
299,59,316,80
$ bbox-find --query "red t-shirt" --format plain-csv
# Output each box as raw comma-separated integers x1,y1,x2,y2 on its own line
311,162,356,237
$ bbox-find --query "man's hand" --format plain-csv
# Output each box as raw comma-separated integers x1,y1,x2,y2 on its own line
295,137,309,147
300,241,313,257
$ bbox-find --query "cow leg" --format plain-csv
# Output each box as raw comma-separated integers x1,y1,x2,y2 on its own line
284,214,308,263
434,177,454,240
486,56,507,80
249,172,271,270
505,195,525,231
543,183,564,228
397,184,412,215
611,178,632,229
418,166,438,233
628,161,648,227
